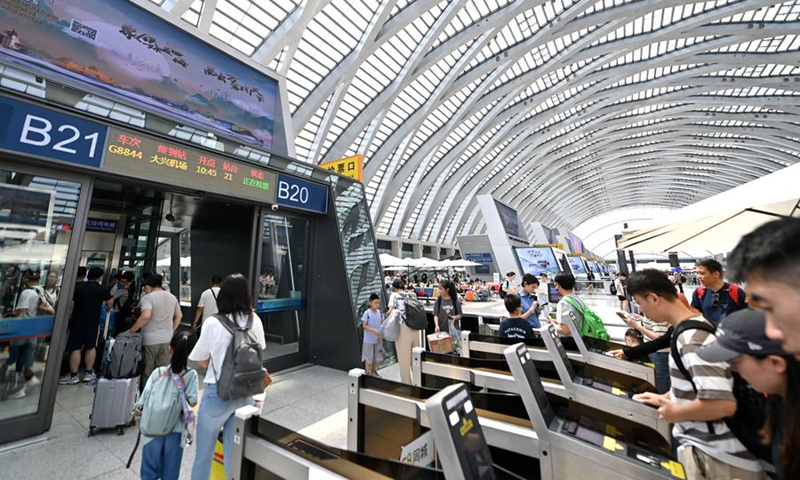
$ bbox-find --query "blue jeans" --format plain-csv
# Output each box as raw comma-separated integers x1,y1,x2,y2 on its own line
141,433,183,480
649,351,671,394
191,383,252,480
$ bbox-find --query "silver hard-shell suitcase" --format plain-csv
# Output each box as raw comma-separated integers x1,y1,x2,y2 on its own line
89,377,138,436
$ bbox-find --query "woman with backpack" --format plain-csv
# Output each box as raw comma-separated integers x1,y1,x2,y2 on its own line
388,279,420,384
137,330,198,480
189,274,267,480
433,279,463,352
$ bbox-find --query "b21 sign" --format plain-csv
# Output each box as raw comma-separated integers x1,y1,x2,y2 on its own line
0,96,108,167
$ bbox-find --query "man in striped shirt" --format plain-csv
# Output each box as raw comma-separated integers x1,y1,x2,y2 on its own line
627,269,764,480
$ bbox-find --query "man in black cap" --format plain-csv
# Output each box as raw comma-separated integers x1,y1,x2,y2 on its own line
697,309,787,364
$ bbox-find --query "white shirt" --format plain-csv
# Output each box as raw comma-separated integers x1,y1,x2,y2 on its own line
197,287,221,321
189,312,267,384
537,283,549,304
614,278,624,295
15,288,40,317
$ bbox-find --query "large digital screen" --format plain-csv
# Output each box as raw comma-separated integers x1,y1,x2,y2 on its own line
515,247,561,276
566,256,587,275
0,184,54,234
494,200,525,240
103,127,277,204
0,0,281,150
569,233,584,254
587,260,602,274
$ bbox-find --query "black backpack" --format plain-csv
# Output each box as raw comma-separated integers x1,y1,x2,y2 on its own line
609,284,617,295
401,294,429,330
213,314,267,401
670,320,770,462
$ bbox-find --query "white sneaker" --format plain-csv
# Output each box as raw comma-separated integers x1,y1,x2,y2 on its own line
7,374,26,399
82,371,96,383
26,375,41,388
58,374,80,386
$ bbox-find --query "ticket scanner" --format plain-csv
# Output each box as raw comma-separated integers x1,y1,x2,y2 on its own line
503,343,686,480
426,383,498,480
538,324,670,441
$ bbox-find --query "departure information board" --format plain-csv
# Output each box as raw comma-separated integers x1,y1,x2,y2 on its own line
103,127,277,204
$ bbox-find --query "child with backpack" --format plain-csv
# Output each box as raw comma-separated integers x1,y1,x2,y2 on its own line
549,273,610,340
136,330,199,480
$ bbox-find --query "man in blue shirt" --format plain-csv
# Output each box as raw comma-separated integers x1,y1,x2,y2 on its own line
691,259,747,325
518,274,540,328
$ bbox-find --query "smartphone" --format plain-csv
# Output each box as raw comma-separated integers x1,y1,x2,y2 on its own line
615,311,630,320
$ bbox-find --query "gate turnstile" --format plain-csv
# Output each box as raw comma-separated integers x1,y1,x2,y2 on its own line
503,343,686,480
413,346,670,443
460,330,656,388
351,368,681,479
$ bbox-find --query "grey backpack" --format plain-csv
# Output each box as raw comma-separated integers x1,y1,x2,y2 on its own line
213,314,266,401
108,332,144,378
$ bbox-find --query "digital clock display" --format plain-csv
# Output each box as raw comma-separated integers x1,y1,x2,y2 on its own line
103,127,277,204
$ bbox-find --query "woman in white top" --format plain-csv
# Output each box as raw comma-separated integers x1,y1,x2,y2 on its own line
537,273,550,320
189,274,266,480
388,279,419,384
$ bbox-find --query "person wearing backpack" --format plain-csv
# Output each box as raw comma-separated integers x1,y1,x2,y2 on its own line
691,259,747,325
388,279,420,384
191,275,222,332
628,270,765,480
433,279,463,352
137,330,198,480
189,274,267,480
549,273,610,341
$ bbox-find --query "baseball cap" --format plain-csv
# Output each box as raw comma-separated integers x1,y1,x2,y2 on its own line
697,308,786,363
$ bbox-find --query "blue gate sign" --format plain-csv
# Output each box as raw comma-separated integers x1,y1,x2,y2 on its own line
0,96,108,167
464,253,493,263
275,174,328,214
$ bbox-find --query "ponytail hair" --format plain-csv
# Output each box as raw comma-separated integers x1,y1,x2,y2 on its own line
170,330,197,374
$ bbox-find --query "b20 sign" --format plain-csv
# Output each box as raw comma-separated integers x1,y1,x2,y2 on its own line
275,174,328,214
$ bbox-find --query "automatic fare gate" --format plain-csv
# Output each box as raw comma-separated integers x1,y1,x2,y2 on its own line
503,343,686,480
460,330,657,387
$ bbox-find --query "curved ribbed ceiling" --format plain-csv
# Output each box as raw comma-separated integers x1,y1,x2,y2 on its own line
146,0,800,244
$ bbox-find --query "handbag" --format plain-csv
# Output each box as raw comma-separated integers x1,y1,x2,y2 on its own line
381,310,400,342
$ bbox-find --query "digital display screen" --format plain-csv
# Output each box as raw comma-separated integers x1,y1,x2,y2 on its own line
103,127,277,204
518,349,555,426
550,327,577,380
0,0,282,151
0,184,53,228
548,285,563,304
442,388,496,480
515,247,561,276
494,200,525,240
567,256,587,275
587,260,602,274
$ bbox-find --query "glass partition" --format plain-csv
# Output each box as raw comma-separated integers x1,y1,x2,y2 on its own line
256,214,308,360
0,170,81,421
330,178,385,320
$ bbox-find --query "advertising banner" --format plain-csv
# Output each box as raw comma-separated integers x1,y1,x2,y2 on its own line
566,255,587,275
0,0,280,149
320,154,364,182
515,247,560,276
400,431,434,468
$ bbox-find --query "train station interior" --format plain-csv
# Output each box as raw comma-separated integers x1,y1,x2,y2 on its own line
0,0,798,479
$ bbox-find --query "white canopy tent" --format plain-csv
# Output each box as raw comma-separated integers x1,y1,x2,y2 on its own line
618,163,800,253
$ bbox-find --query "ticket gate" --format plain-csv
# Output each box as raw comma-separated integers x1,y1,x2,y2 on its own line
350,369,678,479
227,405,443,479
460,330,656,388
426,383,498,480
348,369,542,479
503,343,685,480
412,348,670,444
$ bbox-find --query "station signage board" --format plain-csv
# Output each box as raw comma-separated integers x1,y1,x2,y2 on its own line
320,154,363,182
275,174,328,214
464,253,493,264
0,96,108,167
103,126,277,205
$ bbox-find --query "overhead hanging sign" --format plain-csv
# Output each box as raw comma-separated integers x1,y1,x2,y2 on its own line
275,174,328,214
0,0,281,150
464,253,493,264
320,154,363,182
103,126,277,204
0,96,108,167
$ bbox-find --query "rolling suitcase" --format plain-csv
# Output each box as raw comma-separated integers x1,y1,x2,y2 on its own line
89,377,138,436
